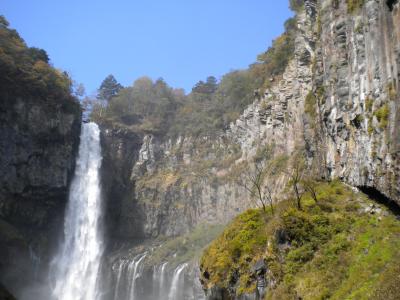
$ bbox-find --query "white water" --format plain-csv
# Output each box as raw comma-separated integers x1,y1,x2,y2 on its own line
111,256,207,300
51,123,104,300
128,253,147,300
158,262,168,297
168,263,187,300
113,253,147,300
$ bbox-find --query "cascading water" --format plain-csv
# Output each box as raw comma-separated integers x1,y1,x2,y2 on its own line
168,264,187,300
112,253,147,300
111,254,206,300
158,262,168,298
50,122,104,300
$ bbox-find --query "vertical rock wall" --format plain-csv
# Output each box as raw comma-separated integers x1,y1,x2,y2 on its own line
0,94,81,294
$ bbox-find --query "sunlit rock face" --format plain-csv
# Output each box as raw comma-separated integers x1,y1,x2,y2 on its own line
96,1,399,299
227,0,400,205
0,94,81,296
316,0,400,203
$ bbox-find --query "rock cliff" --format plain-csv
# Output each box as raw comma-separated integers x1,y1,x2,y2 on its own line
98,0,400,298
0,93,81,294
100,0,400,250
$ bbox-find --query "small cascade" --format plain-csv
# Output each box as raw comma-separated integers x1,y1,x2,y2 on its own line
159,262,168,298
128,253,147,300
168,264,188,300
28,246,41,279
112,253,147,300
111,254,206,300
150,262,169,300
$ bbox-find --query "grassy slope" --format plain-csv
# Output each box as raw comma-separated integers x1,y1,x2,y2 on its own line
200,181,400,299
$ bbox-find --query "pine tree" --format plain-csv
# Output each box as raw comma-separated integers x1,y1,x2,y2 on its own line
97,74,123,102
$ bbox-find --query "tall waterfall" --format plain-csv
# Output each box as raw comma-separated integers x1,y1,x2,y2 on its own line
51,122,104,300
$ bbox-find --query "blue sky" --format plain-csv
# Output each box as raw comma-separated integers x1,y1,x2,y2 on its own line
2,1,292,94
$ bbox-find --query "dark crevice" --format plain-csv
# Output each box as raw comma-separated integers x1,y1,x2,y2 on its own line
358,186,400,216
387,0,398,11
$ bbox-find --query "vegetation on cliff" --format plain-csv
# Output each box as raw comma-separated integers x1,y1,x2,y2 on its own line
90,10,298,137
0,16,77,103
200,181,400,299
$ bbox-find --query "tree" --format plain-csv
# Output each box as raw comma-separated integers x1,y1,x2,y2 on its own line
0,15,9,27
238,161,273,214
72,81,85,98
191,76,218,95
302,178,318,203
237,147,286,215
289,0,304,12
285,153,306,210
97,74,123,102
27,47,49,63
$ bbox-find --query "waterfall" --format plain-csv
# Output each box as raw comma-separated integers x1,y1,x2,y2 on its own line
111,255,207,300
168,264,187,300
50,122,104,300
128,253,147,300
159,262,168,298
29,246,41,279
112,252,147,300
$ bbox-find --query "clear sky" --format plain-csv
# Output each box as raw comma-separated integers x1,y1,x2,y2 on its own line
2,1,292,95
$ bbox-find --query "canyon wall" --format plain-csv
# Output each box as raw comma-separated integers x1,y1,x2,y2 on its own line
101,0,400,245
0,93,81,294
99,2,400,297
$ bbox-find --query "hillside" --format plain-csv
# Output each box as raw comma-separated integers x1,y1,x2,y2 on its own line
200,181,400,299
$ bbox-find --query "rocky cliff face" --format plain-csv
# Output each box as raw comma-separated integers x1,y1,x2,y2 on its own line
316,0,400,202
101,0,400,245
101,124,252,242
98,0,399,298
0,93,81,294
229,0,400,205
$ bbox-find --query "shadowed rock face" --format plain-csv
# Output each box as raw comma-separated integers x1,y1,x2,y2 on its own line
0,93,81,294
0,283,16,300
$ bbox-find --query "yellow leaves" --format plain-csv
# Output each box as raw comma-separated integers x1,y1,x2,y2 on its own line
33,60,50,74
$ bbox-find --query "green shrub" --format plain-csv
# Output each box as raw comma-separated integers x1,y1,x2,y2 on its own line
365,97,374,112
304,91,317,118
374,104,390,129
347,0,365,14
0,16,75,102
200,181,400,299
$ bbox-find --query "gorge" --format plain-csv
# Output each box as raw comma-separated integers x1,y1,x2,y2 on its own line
0,0,400,299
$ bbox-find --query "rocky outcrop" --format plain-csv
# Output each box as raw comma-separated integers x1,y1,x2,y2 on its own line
0,94,81,294
199,0,400,298
100,123,252,241
316,0,400,203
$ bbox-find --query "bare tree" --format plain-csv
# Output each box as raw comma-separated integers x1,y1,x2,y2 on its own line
285,154,306,210
237,148,289,215
238,161,275,214
302,178,318,203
